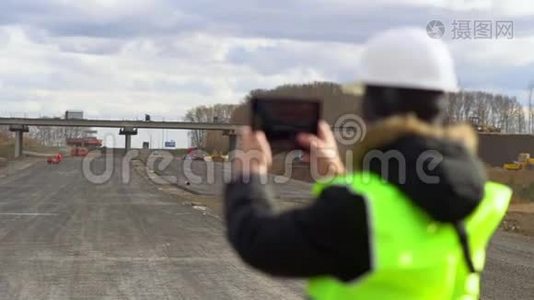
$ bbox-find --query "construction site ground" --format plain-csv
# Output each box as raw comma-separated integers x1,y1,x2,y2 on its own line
154,159,534,299
0,156,532,299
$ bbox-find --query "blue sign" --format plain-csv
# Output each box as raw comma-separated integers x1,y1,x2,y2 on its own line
164,140,176,148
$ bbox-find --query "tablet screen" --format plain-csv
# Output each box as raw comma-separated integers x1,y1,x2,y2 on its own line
251,97,321,152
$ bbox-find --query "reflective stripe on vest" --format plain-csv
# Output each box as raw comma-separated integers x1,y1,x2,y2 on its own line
308,172,511,300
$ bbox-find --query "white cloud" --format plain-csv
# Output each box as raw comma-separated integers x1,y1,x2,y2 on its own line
0,0,532,147
326,0,534,17
450,36,534,68
0,25,357,115
49,0,164,20
372,0,534,16
0,25,351,146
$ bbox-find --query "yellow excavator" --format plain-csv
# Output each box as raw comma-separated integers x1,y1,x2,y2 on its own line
503,153,534,170
210,150,227,162
469,117,501,133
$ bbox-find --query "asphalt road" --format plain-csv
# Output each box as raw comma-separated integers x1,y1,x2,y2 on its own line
0,156,532,299
481,231,534,299
156,159,313,201
0,157,302,299
157,158,534,299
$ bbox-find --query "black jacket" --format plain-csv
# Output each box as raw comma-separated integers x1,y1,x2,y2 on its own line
224,119,486,282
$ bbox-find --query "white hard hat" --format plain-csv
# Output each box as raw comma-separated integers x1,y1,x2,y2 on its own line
355,27,458,93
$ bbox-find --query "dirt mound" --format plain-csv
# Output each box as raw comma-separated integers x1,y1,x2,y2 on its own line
488,168,534,203
488,167,534,236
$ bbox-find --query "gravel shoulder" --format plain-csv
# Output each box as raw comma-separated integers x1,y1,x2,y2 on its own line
1,156,531,299
0,157,303,299
150,159,534,299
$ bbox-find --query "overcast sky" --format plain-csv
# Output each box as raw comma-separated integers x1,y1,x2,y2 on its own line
1,0,534,148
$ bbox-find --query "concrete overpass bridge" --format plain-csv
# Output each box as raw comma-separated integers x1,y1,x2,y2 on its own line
0,117,240,158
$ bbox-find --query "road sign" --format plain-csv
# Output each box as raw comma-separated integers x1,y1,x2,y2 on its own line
165,140,176,148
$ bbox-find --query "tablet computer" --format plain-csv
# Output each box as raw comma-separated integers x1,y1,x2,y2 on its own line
251,96,321,152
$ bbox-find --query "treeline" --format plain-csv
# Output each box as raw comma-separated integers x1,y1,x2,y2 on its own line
187,82,361,152
0,121,86,147
240,82,360,124
447,91,526,133
184,104,237,148
0,126,9,143
185,82,528,150
29,126,86,147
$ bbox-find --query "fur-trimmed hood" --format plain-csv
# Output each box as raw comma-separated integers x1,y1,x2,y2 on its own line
354,115,486,222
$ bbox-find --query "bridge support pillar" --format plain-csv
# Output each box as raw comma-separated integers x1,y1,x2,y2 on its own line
229,133,237,152
9,125,29,158
119,127,138,153
223,130,238,161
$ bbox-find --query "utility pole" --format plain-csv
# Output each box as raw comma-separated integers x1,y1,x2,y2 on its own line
529,83,534,134
161,117,165,149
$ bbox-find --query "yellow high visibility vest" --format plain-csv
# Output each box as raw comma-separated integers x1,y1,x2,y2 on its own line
308,172,511,300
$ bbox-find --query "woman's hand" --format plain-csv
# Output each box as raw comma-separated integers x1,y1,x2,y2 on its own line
232,126,272,177
297,120,346,178
231,121,345,180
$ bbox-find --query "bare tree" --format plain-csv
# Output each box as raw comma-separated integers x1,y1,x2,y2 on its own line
28,117,86,146
184,104,237,148
447,91,526,134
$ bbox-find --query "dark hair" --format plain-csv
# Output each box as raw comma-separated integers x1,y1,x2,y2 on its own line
362,85,447,123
